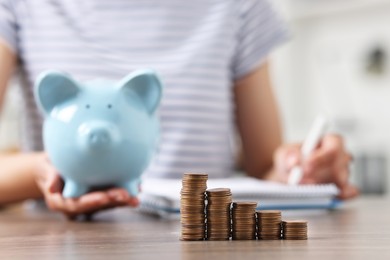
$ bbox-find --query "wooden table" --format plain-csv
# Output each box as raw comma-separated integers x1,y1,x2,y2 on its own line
1,197,390,259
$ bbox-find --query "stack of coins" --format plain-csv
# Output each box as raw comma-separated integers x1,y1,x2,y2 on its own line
206,188,232,240
231,202,257,240
180,173,208,241
282,220,308,240
256,210,282,240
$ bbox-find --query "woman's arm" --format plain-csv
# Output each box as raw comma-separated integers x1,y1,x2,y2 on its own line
0,153,44,205
234,61,282,179
0,42,44,204
234,61,358,199
0,40,16,111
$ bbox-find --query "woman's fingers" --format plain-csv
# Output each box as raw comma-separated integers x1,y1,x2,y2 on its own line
301,166,333,184
107,188,130,202
338,184,359,200
33,154,61,193
291,134,359,200
304,135,342,173
274,143,301,175
47,172,64,193
303,135,350,183
44,187,139,218
107,188,140,206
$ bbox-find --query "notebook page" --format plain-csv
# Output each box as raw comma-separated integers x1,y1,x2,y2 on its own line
138,177,340,217
140,176,339,201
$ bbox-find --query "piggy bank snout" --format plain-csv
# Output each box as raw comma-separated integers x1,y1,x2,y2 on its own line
78,122,119,150
89,128,110,147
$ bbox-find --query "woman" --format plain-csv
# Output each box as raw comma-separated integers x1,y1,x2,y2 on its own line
0,0,358,218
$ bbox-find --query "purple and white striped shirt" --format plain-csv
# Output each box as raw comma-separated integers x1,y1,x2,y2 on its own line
0,0,287,178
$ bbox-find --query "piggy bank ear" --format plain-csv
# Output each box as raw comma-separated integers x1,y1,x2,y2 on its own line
34,71,81,115
119,70,162,115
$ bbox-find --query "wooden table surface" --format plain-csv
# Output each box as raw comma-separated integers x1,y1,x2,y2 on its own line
1,196,390,260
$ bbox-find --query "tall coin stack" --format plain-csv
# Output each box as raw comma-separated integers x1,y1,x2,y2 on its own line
206,188,232,241
256,210,282,240
231,202,257,240
282,220,308,240
180,173,208,241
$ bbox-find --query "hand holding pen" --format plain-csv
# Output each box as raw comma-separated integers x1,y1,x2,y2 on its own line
271,116,359,200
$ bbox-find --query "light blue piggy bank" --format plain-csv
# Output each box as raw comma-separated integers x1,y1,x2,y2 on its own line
34,70,162,198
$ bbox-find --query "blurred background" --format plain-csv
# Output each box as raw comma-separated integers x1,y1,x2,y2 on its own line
1,0,389,195
271,0,390,194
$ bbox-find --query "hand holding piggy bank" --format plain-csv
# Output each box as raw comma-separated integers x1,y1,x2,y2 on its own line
34,70,162,198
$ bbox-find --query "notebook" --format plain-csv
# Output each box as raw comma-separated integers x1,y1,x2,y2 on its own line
138,176,341,218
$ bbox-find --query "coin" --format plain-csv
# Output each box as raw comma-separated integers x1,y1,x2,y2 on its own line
281,220,308,240
231,201,257,240
205,188,232,241
180,173,309,242
180,173,208,241
256,210,282,240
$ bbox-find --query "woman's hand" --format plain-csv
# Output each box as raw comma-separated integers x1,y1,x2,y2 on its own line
33,154,139,219
271,134,359,200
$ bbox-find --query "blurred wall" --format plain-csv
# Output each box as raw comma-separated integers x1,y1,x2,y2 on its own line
271,0,390,193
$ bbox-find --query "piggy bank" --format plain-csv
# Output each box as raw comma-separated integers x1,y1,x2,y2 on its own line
34,69,162,198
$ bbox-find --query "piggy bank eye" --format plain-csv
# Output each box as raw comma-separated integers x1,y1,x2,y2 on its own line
107,104,112,109
85,104,90,109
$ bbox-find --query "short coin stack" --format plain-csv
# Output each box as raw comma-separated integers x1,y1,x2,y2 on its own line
180,173,208,241
206,188,232,240
231,202,257,240
256,210,282,240
282,220,308,240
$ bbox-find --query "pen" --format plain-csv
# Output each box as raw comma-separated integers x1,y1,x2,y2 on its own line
287,116,329,185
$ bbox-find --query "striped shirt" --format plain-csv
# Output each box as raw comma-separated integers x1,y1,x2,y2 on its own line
0,0,287,178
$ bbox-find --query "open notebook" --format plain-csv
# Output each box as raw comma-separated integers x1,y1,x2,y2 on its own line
138,176,340,218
